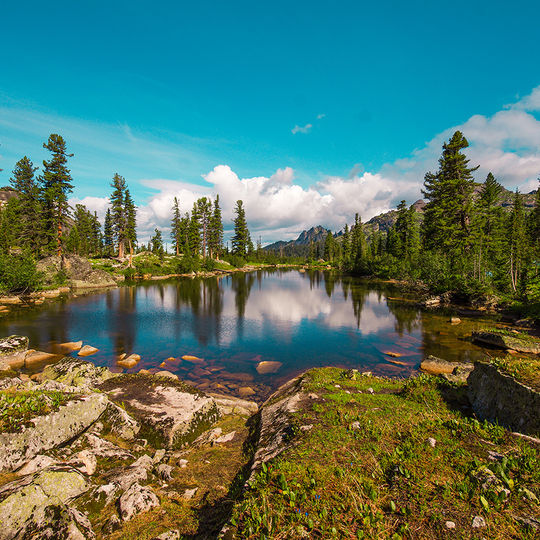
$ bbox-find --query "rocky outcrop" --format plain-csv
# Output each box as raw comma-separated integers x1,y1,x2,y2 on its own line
472,331,540,354
40,357,118,389
36,255,116,289
0,393,109,472
468,362,540,436
249,374,308,480
0,466,89,540
99,374,220,448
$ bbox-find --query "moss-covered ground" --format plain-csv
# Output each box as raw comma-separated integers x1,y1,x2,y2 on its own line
228,368,540,539
0,388,73,432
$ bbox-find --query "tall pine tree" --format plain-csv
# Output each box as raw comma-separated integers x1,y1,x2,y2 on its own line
40,134,74,256
232,200,250,257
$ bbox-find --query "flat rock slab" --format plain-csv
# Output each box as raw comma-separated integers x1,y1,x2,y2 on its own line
472,331,540,354
0,393,108,472
99,374,220,449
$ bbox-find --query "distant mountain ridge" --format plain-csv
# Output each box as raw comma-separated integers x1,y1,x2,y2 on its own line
264,185,537,251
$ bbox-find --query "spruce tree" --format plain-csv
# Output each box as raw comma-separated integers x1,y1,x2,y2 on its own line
422,131,478,264
171,197,183,255
124,189,137,265
341,224,351,266
10,156,42,255
151,228,164,258
232,200,250,256
196,197,212,257
508,190,527,293
324,231,335,261
109,173,127,258
103,208,114,255
208,195,223,258
531,179,540,257
188,203,201,256
40,134,74,256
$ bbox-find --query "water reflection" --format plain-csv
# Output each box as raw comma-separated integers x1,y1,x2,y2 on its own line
0,269,494,398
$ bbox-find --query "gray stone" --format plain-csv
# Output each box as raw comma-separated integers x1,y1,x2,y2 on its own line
19,504,95,539
182,488,198,500
153,449,166,464
468,362,540,436
119,483,159,521
83,434,134,460
0,466,88,540
420,355,473,376
132,454,154,471
472,515,486,528
36,254,116,289
472,331,540,354
0,393,109,472
156,464,174,481
0,335,29,357
16,455,58,477
445,521,456,529
100,375,220,448
209,394,258,417
101,401,141,440
103,464,148,492
249,375,307,480
40,357,117,388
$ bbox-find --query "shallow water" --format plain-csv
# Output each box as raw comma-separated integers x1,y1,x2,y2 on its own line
0,269,498,399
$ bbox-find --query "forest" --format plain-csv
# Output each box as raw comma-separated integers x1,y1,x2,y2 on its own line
0,131,538,316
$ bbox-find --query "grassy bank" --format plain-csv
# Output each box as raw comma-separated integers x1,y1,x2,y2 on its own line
229,369,539,539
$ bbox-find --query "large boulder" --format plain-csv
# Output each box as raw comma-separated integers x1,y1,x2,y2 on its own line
0,466,89,540
119,483,159,521
99,374,220,448
40,357,117,389
36,255,116,289
0,336,29,370
468,362,540,436
0,393,109,472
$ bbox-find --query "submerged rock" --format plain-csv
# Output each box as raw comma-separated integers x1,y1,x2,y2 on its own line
256,361,283,375
77,345,99,357
99,374,220,449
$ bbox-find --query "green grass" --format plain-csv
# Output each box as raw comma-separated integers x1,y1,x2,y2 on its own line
490,356,540,391
0,389,73,432
229,368,540,539
481,327,538,343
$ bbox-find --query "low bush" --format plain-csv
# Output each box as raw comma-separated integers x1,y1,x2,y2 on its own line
0,252,42,293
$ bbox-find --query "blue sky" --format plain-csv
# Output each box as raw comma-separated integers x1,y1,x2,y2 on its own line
1,0,539,242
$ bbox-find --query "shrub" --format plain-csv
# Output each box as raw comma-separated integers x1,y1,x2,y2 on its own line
0,252,42,293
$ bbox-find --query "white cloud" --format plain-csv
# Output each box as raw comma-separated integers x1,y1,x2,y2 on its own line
317,113,326,120
291,123,313,135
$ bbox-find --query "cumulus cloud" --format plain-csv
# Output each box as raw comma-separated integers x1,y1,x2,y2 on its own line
291,123,313,135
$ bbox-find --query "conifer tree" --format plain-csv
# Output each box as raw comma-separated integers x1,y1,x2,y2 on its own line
531,179,540,257
124,189,137,265
232,200,250,256
109,173,127,258
508,190,527,293
40,134,74,256
341,224,351,266
351,213,367,272
208,195,223,258
196,197,212,257
103,208,114,255
10,157,42,254
171,197,183,255
150,228,164,258
324,231,335,261
188,203,201,256
422,131,478,263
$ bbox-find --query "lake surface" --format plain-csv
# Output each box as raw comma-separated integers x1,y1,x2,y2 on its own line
0,269,497,399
